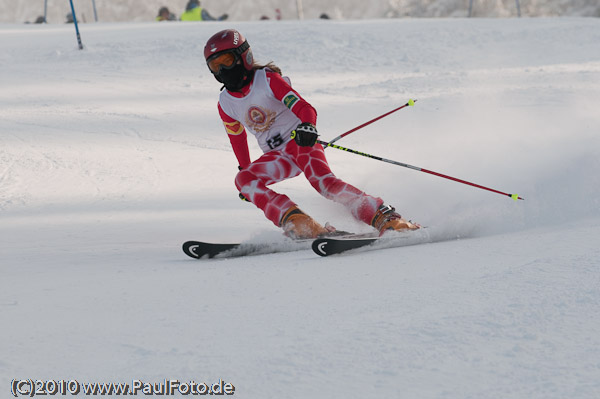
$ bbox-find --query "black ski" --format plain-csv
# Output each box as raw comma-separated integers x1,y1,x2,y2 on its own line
182,231,377,259
182,239,313,259
312,237,379,257
185,230,429,259
183,241,240,259
312,229,431,257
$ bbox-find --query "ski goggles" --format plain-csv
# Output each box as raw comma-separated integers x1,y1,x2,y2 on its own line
207,52,237,74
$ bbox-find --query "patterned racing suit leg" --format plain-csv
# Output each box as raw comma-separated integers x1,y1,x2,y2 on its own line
235,140,384,228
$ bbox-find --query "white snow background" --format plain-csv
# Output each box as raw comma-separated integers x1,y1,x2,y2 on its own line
1,13,600,399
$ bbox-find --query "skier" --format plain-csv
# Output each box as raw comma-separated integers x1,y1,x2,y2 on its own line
204,29,419,239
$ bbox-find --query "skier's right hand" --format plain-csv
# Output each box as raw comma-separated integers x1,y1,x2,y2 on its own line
291,122,318,147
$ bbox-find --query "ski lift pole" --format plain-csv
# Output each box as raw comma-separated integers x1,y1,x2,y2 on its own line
317,139,524,201
69,0,84,49
328,99,416,146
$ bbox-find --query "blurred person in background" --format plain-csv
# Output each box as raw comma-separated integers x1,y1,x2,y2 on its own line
156,6,177,21
25,16,45,24
181,0,228,21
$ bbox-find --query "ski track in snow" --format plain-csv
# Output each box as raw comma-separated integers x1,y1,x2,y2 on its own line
1,17,600,399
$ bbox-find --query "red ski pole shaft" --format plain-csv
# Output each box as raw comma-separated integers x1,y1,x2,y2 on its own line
317,140,524,201
328,99,416,146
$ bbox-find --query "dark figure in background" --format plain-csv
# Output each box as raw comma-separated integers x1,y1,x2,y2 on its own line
156,7,177,21
25,16,45,24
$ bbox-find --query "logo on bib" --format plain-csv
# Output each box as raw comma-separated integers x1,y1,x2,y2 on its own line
246,106,275,133
248,106,267,124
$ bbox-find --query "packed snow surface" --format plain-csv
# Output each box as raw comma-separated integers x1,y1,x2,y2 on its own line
1,17,600,398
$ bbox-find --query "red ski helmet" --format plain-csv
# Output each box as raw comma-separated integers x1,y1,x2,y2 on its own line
204,29,254,73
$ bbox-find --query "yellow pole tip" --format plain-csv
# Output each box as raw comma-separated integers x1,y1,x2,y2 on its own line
408,99,415,106
511,194,519,201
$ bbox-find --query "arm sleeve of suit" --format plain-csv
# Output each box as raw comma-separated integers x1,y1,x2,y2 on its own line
218,103,252,169
266,71,317,125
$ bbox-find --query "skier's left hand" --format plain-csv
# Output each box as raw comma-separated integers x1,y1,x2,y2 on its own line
291,122,318,147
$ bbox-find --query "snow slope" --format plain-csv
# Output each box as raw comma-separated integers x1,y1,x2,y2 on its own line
1,17,600,398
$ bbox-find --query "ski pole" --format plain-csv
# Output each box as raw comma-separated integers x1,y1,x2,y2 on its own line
318,140,524,201
328,99,416,146
68,0,84,50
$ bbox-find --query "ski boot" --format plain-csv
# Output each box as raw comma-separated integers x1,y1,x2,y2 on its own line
371,204,420,236
280,205,330,240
